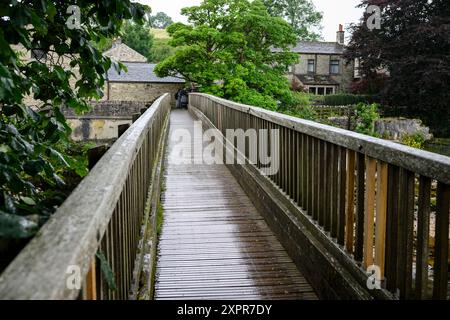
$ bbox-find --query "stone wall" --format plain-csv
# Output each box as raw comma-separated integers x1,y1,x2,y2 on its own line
328,116,433,141
68,118,131,142
64,101,152,142
107,82,183,105
375,118,433,140
63,100,152,118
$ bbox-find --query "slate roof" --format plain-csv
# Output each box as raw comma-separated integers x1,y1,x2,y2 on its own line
107,62,185,83
272,41,345,55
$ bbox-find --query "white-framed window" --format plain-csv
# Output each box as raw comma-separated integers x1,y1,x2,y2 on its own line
308,86,335,95
330,60,340,74
307,59,315,73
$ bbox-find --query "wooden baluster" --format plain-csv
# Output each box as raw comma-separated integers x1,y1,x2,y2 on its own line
331,144,339,239
415,176,431,299
337,147,347,246
396,169,415,299
290,130,296,201
345,150,356,253
375,161,388,280
302,134,308,209
324,143,332,232
84,259,97,300
354,152,366,262
312,138,319,220
307,136,314,215
296,132,302,206
317,139,325,225
433,182,450,299
363,156,376,269
385,165,400,292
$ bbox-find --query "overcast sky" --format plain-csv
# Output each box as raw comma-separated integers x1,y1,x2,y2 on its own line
137,0,364,42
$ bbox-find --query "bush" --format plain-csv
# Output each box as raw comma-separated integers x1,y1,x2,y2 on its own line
355,103,380,136
323,94,375,106
283,105,317,121
401,133,426,149
292,92,311,107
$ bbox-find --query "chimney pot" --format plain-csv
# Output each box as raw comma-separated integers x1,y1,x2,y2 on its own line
337,24,345,45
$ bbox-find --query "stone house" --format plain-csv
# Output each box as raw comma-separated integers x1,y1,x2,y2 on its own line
275,25,354,95
103,40,185,105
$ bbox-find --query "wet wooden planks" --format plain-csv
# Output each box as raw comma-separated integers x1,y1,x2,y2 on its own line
154,109,317,300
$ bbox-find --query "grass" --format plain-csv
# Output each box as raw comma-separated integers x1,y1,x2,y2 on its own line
150,28,170,39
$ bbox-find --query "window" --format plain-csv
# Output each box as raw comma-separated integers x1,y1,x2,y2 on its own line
317,87,324,95
326,87,334,95
330,60,340,74
307,59,315,73
308,87,317,94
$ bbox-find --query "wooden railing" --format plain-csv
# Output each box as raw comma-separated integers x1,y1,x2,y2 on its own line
189,93,450,300
0,94,171,300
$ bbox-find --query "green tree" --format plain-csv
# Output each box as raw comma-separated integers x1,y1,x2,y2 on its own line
155,0,300,110
0,1,146,239
149,12,174,29
150,39,177,63
262,0,323,40
122,21,154,60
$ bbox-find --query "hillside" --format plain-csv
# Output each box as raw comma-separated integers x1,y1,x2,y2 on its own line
150,28,170,39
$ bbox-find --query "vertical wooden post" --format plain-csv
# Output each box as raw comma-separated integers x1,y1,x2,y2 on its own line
433,182,450,299
355,153,366,262
415,176,431,299
346,150,356,253
85,258,97,300
375,161,388,279
363,157,376,268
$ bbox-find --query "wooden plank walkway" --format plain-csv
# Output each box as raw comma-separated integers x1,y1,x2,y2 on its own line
154,109,317,300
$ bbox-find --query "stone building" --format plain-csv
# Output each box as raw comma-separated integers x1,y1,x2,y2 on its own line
66,41,185,142
103,39,185,104
275,25,354,95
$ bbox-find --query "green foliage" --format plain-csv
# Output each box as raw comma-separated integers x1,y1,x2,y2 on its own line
155,0,299,110
323,94,374,106
149,12,174,29
401,133,425,149
355,103,380,136
96,251,117,291
262,0,323,40
292,92,311,107
283,105,317,121
122,21,154,60
309,94,324,105
0,0,146,239
150,38,177,63
344,0,450,137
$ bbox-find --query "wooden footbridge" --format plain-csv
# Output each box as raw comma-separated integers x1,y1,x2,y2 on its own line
0,93,449,300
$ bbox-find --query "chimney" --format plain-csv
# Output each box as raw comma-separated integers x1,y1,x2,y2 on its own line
336,24,345,45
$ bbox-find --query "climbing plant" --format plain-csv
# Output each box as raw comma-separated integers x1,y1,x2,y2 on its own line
0,1,147,239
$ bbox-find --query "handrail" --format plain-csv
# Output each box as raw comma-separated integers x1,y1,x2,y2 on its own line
191,93,449,184
0,93,171,300
189,93,450,300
